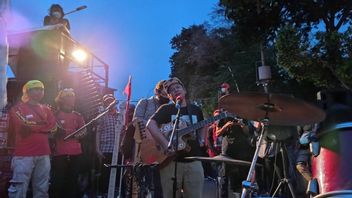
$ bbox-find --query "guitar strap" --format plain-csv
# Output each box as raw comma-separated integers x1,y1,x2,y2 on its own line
143,98,149,119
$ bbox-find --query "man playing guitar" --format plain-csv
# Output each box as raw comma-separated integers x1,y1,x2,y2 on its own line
147,77,206,198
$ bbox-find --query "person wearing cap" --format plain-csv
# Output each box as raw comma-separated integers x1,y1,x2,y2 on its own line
50,88,86,198
220,83,230,96
95,94,123,196
133,80,169,124
214,82,256,197
7,80,57,198
207,109,222,158
147,77,206,198
123,81,168,197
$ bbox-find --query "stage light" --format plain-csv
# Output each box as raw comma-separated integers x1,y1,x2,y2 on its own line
72,49,87,62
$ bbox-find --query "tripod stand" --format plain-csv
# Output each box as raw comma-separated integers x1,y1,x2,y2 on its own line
271,141,296,198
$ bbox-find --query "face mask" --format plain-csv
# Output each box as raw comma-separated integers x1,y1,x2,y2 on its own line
52,11,62,18
221,88,227,93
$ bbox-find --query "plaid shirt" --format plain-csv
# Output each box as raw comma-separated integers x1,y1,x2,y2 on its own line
97,112,122,153
0,107,9,148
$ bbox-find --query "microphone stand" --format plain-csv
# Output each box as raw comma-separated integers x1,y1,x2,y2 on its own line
63,100,116,140
167,105,182,198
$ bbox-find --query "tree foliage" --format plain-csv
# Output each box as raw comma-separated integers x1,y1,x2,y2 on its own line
169,23,318,115
220,0,352,90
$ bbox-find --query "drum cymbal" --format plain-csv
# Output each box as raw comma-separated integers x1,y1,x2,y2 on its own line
184,155,261,167
219,92,326,126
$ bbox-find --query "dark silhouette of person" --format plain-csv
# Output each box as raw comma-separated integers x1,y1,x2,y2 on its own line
44,4,70,32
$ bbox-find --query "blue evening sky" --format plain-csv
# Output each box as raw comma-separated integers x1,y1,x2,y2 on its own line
8,0,218,102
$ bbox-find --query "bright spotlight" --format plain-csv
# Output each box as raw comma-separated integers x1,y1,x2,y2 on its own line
72,49,88,62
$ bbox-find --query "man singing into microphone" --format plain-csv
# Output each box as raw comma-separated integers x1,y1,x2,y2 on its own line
147,77,206,198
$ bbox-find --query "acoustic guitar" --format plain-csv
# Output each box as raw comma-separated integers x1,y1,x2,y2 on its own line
140,111,237,165
132,119,146,163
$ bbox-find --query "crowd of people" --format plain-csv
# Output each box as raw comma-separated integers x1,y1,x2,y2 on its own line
1,75,320,198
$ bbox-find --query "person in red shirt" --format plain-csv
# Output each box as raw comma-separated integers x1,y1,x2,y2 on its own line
207,109,222,158
7,80,57,198
50,88,86,198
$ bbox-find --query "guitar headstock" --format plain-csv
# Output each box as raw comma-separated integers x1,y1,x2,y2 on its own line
219,111,246,126
217,111,237,120
133,118,146,143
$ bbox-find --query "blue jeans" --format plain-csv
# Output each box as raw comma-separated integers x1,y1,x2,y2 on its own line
8,155,51,198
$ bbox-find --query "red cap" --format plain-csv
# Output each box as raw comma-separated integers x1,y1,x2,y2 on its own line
221,83,230,89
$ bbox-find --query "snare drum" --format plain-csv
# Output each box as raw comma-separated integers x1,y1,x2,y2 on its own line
312,122,352,194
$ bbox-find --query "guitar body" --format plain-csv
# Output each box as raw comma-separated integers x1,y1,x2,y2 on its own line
140,121,193,165
140,112,236,165
140,127,168,165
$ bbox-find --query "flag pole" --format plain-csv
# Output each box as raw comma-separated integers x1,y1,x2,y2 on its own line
118,75,132,197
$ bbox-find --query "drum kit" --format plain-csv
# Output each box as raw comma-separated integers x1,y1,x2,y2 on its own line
185,91,352,198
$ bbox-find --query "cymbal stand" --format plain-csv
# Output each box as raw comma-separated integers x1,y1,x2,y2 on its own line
242,63,272,197
217,162,226,198
241,120,266,198
272,142,296,198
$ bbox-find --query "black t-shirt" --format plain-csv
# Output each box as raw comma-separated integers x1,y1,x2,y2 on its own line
151,103,204,162
218,118,255,161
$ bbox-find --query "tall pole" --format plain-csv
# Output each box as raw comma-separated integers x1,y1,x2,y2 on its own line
0,0,9,109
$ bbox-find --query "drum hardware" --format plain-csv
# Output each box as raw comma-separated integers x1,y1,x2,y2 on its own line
219,92,326,198
313,190,352,198
307,178,319,197
185,155,262,198
184,155,261,167
309,141,320,157
271,142,296,198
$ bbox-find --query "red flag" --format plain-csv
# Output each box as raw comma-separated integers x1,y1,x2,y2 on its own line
123,76,132,100
123,76,132,126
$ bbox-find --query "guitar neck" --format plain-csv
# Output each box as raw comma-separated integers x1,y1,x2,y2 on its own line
178,113,227,137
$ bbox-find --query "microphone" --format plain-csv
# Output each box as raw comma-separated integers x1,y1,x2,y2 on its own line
76,5,87,11
64,5,87,16
175,96,182,109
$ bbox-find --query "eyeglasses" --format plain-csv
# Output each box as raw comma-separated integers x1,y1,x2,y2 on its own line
168,84,183,93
